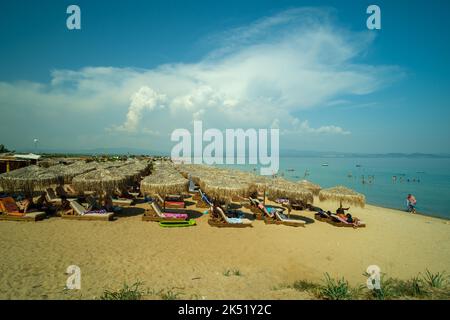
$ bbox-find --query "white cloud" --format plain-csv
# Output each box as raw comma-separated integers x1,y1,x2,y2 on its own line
114,86,166,132
0,7,399,150
278,118,351,135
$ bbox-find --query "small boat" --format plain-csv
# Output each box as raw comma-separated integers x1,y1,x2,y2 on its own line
356,164,362,167
321,163,329,167
286,168,295,172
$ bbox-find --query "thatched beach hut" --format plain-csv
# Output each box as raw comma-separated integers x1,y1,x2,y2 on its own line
319,185,366,208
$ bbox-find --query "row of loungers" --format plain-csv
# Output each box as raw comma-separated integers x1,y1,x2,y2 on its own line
45,188,134,207
195,190,305,228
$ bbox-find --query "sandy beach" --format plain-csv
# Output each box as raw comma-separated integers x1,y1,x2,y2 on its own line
0,197,449,300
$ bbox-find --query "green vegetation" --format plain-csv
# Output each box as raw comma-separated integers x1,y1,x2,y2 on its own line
318,273,353,300
292,280,319,292
292,270,449,300
100,282,186,300
423,270,446,289
100,281,147,300
0,144,12,153
159,289,183,300
223,269,243,277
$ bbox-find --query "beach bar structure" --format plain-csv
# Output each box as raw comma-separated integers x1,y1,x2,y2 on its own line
0,153,41,174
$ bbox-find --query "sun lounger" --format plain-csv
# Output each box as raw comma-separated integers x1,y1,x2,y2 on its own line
0,197,23,216
164,194,185,208
46,188,76,205
62,200,114,221
46,188,63,204
273,210,305,227
188,178,199,194
195,189,213,208
0,211,46,222
208,206,252,228
142,201,188,222
63,184,78,196
0,197,46,221
246,197,264,218
251,198,285,221
154,193,183,209
111,198,134,206
254,201,303,227
314,210,332,222
314,211,365,228
329,214,366,228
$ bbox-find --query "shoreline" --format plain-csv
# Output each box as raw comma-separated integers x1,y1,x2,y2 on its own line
363,201,449,222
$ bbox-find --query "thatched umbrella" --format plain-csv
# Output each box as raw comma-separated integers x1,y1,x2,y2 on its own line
297,179,321,196
267,178,314,204
46,162,97,184
199,176,252,204
140,170,188,198
318,185,365,208
0,165,64,195
72,168,128,194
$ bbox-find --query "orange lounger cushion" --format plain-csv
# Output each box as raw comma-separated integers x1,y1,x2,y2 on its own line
165,201,184,207
0,197,24,216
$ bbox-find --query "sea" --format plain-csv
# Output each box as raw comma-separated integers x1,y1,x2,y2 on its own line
218,157,450,220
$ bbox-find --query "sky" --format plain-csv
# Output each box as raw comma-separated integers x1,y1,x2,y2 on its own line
0,0,449,154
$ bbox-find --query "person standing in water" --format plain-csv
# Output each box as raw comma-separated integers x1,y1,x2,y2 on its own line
406,194,417,213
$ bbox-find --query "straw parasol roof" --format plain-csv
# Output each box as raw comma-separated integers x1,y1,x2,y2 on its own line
140,163,188,196
0,165,64,195
199,176,252,203
318,185,365,208
267,178,314,204
297,179,321,196
72,168,129,194
46,162,97,184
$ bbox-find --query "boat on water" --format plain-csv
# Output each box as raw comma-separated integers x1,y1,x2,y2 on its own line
356,164,362,167
321,163,329,167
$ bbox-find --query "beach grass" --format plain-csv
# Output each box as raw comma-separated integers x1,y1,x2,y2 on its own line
159,289,183,300
422,269,447,288
291,270,450,300
223,269,242,277
318,273,353,300
100,281,147,300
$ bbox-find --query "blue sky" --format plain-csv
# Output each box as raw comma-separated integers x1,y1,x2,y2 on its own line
0,0,449,154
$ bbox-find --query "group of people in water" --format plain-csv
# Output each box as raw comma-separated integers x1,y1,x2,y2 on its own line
393,176,421,183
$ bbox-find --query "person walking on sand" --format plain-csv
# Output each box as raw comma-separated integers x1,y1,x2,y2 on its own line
406,194,417,213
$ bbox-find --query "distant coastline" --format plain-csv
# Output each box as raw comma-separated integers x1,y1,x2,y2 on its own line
10,147,450,159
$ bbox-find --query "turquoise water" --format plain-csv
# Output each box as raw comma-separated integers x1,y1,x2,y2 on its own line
219,157,450,220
